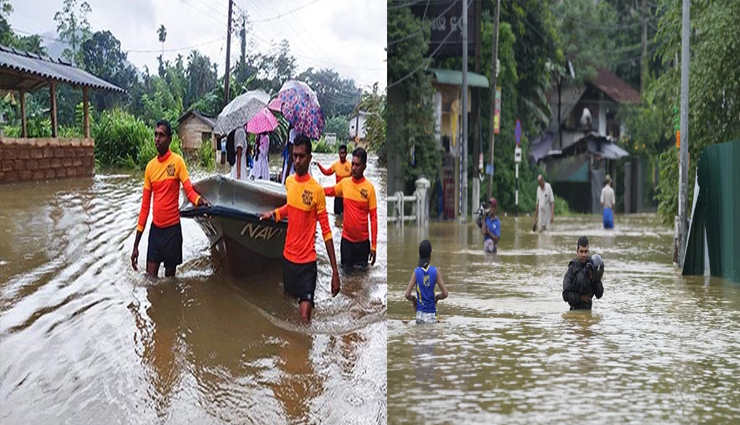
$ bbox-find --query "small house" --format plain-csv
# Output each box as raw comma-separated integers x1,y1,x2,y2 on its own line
177,109,216,154
530,69,640,213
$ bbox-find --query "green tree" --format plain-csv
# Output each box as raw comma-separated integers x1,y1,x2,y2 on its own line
297,68,361,118
185,50,217,109
0,0,13,47
325,115,349,140
0,1,46,55
80,30,136,110
53,0,92,65
552,0,617,83
651,0,740,224
357,83,386,162
157,24,166,55
234,11,252,84
387,0,439,184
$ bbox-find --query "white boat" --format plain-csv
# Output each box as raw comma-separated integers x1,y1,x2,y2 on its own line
180,175,287,273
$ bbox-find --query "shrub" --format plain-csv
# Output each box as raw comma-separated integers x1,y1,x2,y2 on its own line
197,137,216,171
93,109,151,169
312,137,336,153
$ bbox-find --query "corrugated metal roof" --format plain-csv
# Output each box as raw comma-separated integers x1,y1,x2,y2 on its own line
0,45,124,93
427,68,490,88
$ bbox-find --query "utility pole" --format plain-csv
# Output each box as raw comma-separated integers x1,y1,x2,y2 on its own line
558,76,562,149
641,0,648,92
461,0,469,222
677,0,690,267
472,0,482,218
487,0,501,201
224,0,233,107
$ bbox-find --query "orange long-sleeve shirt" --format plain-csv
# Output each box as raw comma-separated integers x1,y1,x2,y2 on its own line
273,173,332,264
324,177,377,250
137,150,201,232
319,159,351,184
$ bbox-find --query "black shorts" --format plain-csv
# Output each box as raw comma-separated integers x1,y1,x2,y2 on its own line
341,238,370,271
147,223,183,268
283,259,318,306
334,196,344,215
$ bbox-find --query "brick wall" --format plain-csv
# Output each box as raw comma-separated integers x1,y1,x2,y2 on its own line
0,138,95,183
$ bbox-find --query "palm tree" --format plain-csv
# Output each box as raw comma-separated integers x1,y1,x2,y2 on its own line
157,24,166,56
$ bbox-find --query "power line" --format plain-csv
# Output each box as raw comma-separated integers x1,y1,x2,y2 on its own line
11,27,224,56
388,0,451,10
249,0,325,23
126,37,226,53
180,0,227,26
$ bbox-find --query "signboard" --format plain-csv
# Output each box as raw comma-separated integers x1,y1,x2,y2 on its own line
478,153,483,171
325,133,337,145
514,147,522,163
410,0,477,59
515,119,521,146
494,87,501,134
676,130,680,149
485,164,494,175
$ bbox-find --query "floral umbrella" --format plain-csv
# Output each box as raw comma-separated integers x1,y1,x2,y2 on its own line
246,108,279,135
275,85,324,140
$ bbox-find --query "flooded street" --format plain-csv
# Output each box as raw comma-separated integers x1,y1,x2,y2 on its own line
0,153,386,424
388,214,740,424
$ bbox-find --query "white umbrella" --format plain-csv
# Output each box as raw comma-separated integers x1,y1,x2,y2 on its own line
214,89,270,136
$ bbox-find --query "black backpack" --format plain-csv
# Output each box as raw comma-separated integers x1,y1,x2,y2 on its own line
226,130,236,166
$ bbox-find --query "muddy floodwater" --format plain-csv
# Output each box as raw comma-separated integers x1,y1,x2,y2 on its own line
0,153,386,424
387,214,740,424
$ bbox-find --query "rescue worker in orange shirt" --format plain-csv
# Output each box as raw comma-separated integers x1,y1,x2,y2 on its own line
314,144,351,216
260,135,341,324
323,147,377,273
131,120,210,278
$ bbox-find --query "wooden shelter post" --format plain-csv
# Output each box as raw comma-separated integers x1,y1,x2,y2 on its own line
82,86,90,138
19,90,27,138
50,82,58,137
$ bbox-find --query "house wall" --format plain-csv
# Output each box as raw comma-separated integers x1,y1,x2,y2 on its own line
0,137,95,183
349,114,367,139
178,116,214,152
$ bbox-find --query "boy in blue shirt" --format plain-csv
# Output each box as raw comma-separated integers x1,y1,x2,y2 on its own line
481,197,501,253
404,240,449,324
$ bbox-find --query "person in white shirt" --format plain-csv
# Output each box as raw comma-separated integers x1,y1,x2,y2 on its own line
230,127,249,181
281,127,297,184
534,174,555,232
601,174,616,229
250,133,270,180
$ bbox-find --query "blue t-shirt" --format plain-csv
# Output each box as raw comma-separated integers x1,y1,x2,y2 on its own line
414,265,438,314
484,216,501,242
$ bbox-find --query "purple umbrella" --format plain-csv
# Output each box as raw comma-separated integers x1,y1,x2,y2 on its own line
274,83,325,140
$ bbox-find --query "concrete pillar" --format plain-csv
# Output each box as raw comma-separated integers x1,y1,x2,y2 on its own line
624,161,632,214
416,177,430,226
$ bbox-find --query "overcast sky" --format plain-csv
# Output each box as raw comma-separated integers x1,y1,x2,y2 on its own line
8,0,387,90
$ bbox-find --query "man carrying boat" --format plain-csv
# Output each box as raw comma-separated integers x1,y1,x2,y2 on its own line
260,135,341,323
322,147,378,273
131,119,210,278
314,144,352,216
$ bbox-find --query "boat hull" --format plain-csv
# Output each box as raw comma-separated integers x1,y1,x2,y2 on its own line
180,175,288,272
